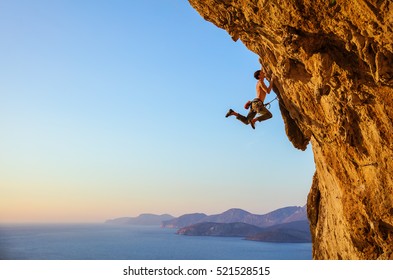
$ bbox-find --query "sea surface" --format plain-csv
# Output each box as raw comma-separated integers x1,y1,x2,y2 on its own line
0,224,311,260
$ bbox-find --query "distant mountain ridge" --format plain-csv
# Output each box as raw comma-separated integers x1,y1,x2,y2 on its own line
161,213,208,228
162,206,307,228
105,206,310,243
105,214,174,226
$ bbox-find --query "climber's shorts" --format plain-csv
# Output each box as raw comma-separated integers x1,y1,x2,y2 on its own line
250,98,272,122
251,99,267,114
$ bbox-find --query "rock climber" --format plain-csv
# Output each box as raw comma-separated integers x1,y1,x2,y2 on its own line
225,69,274,129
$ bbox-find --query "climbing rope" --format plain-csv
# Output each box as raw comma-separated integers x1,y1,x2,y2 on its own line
264,96,278,109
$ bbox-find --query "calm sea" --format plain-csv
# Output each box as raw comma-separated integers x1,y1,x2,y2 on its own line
0,224,311,260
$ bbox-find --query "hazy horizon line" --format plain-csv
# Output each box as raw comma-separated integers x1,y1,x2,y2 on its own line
1,204,307,224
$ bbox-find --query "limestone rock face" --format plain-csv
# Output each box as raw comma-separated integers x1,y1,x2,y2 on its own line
188,0,393,259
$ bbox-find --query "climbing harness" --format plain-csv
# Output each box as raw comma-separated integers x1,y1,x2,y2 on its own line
264,96,278,109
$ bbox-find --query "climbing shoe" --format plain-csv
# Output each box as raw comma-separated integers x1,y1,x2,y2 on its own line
225,109,234,118
250,119,256,129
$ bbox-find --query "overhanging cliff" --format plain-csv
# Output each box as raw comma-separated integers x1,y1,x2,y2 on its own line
188,0,393,259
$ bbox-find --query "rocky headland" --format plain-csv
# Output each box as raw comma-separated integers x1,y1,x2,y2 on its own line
177,220,311,243
245,220,311,243
177,222,263,237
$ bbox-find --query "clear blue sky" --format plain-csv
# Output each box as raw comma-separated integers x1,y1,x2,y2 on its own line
0,0,315,222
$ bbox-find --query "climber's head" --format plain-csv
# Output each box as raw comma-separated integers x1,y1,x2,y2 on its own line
254,70,265,80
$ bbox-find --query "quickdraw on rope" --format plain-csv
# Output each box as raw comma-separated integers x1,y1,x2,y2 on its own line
264,96,278,109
